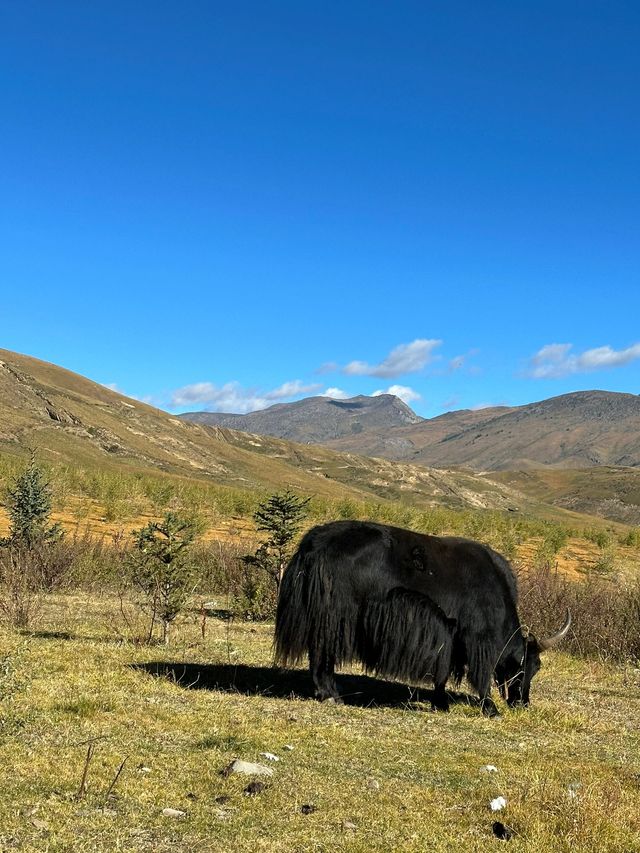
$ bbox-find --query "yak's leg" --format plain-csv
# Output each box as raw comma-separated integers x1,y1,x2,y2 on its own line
466,642,501,717
430,648,453,711
479,684,500,718
466,669,500,716
309,641,342,703
430,679,450,712
471,668,500,716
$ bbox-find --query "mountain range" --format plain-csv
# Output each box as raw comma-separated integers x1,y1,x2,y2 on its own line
0,349,524,514
3,347,640,525
181,394,422,443
181,390,640,471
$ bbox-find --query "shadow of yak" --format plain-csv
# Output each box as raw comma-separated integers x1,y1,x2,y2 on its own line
130,661,483,711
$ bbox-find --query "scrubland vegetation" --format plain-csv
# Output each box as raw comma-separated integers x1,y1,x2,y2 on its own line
1,456,639,850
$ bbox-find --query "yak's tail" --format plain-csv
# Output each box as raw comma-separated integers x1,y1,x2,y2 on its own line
274,544,324,667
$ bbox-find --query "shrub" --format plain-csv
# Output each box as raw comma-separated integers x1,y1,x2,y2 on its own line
242,489,310,595
190,540,245,594
584,527,613,549
2,455,62,548
621,528,640,548
127,513,198,644
233,559,279,621
0,546,45,628
592,546,617,575
517,562,640,664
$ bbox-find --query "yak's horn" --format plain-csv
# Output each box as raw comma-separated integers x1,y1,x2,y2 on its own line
538,609,572,651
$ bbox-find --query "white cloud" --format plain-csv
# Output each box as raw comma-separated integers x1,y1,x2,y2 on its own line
170,379,321,413
317,361,340,375
343,339,442,378
322,387,350,399
372,384,421,404
171,382,219,405
527,342,640,379
269,380,321,399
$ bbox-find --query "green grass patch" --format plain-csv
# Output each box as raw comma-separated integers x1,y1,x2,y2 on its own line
0,595,638,851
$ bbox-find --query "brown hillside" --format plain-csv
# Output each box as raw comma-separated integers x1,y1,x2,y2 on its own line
182,390,640,472
0,349,529,514
325,391,640,470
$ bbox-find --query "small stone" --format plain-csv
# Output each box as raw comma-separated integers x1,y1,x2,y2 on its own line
342,820,357,832
214,795,231,805
31,818,49,831
244,781,265,796
162,808,186,818
186,792,198,801
259,752,280,762
221,759,274,777
366,778,380,791
301,804,316,815
137,765,152,774
490,796,507,812
480,765,498,774
283,744,294,751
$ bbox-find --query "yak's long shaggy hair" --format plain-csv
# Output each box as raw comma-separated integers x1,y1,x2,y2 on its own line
275,548,461,686
274,520,561,712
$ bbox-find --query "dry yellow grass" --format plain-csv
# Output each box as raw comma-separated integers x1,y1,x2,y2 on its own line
0,500,257,545
1,594,639,851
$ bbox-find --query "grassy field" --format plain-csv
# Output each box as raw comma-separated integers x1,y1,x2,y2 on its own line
1,594,639,852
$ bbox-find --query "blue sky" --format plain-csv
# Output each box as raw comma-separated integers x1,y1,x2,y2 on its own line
2,2,639,416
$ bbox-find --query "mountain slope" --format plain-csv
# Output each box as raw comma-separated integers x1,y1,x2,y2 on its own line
181,390,640,471
0,349,526,513
489,466,640,526
300,391,640,471
180,394,422,443
370,391,640,470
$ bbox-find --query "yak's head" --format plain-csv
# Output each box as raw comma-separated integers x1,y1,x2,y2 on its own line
497,610,571,707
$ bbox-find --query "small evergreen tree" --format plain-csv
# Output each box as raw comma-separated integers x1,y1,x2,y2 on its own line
2,454,62,548
128,512,197,644
242,489,310,591
0,455,66,627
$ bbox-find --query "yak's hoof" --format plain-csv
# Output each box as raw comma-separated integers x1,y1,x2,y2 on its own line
315,691,343,705
483,708,502,719
481,701,501,718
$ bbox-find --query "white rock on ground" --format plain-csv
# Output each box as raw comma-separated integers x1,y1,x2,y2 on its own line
226,759,274,777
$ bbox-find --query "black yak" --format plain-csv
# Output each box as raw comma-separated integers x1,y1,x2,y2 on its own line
274,520,570,716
